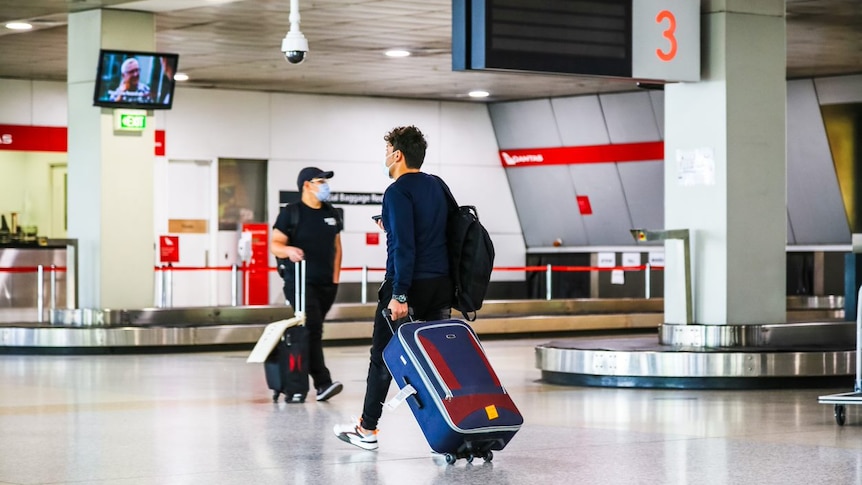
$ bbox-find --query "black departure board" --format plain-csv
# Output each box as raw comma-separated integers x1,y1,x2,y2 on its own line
454,0,632,77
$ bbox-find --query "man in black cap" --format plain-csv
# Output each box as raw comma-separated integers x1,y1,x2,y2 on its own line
270,166,343,402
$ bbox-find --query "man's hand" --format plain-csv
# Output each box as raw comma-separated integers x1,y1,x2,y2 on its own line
388,299,408,321
285,246,304,262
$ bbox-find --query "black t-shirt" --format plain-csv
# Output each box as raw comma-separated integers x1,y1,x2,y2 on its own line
273,202,342,285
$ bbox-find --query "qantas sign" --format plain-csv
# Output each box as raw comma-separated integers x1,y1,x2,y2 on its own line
499,141,664,167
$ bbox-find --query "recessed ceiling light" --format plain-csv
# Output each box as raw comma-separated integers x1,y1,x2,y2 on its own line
385,49,411,58
174,73,189,81
5,22,33,31
468,90,490,98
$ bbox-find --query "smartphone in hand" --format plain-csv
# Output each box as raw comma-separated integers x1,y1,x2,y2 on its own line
371,215,382,223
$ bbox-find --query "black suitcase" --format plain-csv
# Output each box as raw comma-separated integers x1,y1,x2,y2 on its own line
265,324,309,403
250,260,310,403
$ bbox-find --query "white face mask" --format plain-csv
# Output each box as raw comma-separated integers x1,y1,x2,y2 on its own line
383,151,398,178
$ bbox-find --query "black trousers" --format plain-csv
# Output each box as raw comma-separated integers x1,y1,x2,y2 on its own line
360,276,451,431
284,282,338,391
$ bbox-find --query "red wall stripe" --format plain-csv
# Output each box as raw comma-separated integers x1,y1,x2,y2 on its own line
0,124,165,155
499,141,664,168
0,125,67,152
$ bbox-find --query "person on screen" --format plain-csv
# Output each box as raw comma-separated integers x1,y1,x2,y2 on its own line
156,56,175,105
109,58,151,102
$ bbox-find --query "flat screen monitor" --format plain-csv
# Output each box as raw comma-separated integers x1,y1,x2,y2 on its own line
93,49,179,110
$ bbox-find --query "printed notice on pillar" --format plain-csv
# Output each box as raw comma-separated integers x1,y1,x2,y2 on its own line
676,148,715,186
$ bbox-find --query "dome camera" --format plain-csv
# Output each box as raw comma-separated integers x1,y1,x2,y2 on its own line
281,32,308,65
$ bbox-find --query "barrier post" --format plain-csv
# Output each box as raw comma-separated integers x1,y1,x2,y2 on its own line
545,264,552,301
231,264,239,307
50,264,57,310
242,263,249,306
645,263,651,299
157,265,165,308
36,264,44,322
165,263,173,308
361,265,368,304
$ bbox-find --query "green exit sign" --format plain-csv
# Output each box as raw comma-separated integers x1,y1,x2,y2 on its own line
113,110,148,132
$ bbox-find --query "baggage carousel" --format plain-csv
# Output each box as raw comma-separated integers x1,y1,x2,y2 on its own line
1,296,854,389
0,298,667,352
536,296,855,389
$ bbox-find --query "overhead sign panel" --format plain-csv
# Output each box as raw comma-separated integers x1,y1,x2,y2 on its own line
453,0,699,83
632,0,700,81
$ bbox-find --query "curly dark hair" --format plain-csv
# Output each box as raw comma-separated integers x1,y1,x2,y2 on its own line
384,125,427,169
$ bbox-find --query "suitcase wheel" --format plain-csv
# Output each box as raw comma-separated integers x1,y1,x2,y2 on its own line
287,393,306,404
443,450,492,465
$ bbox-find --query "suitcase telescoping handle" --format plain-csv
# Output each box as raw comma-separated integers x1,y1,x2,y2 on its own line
294,260,306,319
381,307,414,334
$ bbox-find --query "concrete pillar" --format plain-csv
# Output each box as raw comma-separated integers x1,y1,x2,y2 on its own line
663,1,786,325
67,10,156,309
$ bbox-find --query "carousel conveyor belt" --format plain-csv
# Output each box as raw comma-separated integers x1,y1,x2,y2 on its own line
0,296,846,355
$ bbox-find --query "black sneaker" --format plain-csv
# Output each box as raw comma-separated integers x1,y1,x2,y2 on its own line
316,381,343,402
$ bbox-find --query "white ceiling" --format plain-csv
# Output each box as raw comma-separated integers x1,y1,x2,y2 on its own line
0,0,860,102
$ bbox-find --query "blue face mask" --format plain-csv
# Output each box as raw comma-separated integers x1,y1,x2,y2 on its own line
315,182,331,202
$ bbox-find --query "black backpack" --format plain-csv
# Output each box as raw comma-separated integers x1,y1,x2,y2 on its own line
433,175,495,321
275,202,342,278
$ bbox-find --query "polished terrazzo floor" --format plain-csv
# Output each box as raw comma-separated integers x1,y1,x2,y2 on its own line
1,335,860,485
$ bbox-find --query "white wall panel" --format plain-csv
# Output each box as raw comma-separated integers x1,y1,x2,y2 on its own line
268,93,439,163
814,74,862,105
600,91,662,143
551,95,610,146
618,161,664,233
786,79,850,244
0,80,33,125
570,163,635,245
488,99,561,149
31,81,68,126
337,231,389,284
507,165,587,247
164,87,270,160
439,102,499,167
438,164,519,234
488,234,526,282
649,90,665,139
153,110,167,130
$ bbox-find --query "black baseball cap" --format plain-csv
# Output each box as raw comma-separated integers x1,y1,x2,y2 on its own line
296,166,334,191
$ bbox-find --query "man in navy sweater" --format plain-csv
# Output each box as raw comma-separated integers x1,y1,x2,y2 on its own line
334,125,452,451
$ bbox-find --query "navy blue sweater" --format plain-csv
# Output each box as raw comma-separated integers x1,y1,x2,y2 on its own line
382,172,449,295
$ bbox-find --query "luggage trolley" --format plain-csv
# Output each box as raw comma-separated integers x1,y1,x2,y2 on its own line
818,285,862,426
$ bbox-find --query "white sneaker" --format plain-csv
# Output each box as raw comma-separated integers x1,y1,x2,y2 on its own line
333,421,379,451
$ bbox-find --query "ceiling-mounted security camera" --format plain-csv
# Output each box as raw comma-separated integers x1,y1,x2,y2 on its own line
281,0,307,65
282,31,308,64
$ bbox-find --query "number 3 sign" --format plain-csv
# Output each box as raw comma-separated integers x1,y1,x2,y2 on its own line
632,0,700,82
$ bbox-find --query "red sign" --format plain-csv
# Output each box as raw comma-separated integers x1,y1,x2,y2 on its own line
0,124,165,154
159,235,180,263
241,223,270,306
0,125,66,152
366,233,380,245
576,196,593,215
499,141,664,168
155,130,166,156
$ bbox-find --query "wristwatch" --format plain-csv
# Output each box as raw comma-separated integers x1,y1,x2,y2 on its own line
392,294,408,304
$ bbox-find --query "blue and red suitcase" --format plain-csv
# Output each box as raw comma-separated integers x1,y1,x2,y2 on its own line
382,319,523,464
